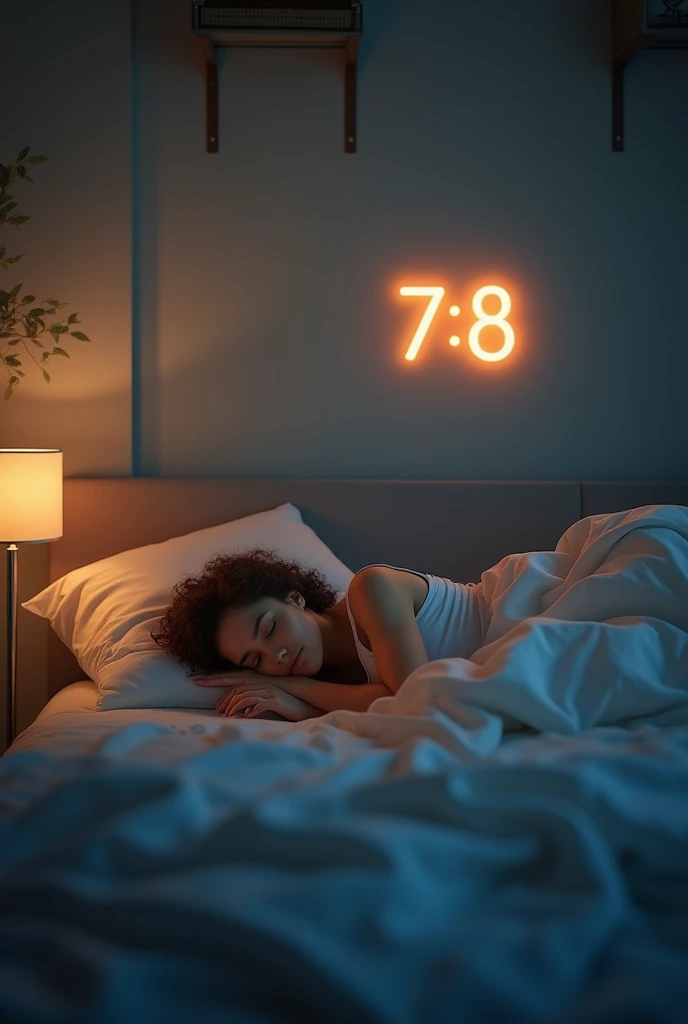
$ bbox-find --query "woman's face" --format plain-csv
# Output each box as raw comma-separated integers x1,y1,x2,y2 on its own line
215,591,323,677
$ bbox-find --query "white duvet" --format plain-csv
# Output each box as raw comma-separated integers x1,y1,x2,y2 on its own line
1,505,688,1023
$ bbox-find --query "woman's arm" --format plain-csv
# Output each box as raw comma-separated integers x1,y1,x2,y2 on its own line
276,676,393,713
213,682,327,721
193,567,429,714
279,566,430,710
347,565,430,693
192,669,387,714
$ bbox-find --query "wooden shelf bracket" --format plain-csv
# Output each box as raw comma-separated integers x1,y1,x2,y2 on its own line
344,35,360,154
192,3,363,155
197,34,219,154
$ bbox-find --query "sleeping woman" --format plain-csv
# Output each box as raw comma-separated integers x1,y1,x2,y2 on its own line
152,548,488,721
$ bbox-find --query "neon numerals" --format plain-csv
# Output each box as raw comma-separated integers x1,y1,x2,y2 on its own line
399,285,515,363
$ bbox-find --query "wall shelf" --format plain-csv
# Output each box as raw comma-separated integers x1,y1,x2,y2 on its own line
612,0,688,151
192,2,363,154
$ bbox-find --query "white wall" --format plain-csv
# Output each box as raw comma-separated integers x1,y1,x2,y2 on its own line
2,0,687,479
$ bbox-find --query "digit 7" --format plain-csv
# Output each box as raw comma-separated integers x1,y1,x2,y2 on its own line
399,287,445,361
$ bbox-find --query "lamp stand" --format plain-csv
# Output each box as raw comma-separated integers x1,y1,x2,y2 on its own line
6,543,18,750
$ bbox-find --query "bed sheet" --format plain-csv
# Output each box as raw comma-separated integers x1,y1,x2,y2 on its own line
14,680,237,758
3,695,688,1022
2,506,688,1023
36,679,98,716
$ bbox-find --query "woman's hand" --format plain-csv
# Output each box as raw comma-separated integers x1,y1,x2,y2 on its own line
193,673,317,722
190,668,260,689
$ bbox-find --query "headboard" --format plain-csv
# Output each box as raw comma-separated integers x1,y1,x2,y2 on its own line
45,478,688,695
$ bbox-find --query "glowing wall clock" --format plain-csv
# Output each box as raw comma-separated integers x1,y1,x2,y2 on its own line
399,284,515,364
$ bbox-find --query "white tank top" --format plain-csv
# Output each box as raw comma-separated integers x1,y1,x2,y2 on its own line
345,564,488,684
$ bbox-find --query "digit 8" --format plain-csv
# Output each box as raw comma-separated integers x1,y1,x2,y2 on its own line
468,286,515,363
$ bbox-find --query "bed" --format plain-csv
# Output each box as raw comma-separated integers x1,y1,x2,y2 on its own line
2,477,688,1024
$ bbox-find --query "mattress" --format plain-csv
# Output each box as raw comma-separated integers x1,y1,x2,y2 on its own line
4,505,688,1021
11,680,258,758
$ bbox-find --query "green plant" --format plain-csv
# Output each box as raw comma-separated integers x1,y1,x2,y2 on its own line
0,147,91,400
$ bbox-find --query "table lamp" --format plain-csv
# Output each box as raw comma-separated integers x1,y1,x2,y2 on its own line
0,448,63,749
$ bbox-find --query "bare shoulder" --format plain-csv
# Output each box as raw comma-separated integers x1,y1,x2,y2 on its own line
347,566,431,692
349,565,428,615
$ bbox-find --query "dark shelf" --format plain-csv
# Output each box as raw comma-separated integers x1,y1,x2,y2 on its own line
192,2,363,154
612,0,688,151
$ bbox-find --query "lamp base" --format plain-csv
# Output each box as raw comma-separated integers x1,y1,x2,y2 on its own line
5,544,18,751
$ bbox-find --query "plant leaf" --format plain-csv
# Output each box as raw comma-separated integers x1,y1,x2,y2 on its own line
70,331,90,341
52,347,69,357
42,369,50,383
25,155,47,164
16,147,30,162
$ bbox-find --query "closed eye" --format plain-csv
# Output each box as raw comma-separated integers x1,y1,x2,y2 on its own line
255,619,276,668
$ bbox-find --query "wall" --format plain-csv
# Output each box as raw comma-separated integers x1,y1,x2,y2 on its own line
2,0,687,479
1,0,132,738
129,0,688,480
1,0,132,469
2,0,687,736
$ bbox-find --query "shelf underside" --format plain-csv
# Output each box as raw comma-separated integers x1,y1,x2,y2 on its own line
194,29,361,154
194,29,360,48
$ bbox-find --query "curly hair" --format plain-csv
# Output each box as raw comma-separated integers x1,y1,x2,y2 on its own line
151,547,338,674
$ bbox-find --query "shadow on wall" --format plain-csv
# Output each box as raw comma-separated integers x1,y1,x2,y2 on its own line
362,0,608,68
1,387,132,476
560,0,611,65
358,0,416,68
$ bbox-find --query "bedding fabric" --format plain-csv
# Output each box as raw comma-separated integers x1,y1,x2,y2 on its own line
2,504,688,1022
21,501,353,711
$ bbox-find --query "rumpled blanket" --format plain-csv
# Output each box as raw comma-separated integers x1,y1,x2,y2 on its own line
1,504,687,1023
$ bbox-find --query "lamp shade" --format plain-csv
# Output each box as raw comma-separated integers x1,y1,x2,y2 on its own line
0,449,63,543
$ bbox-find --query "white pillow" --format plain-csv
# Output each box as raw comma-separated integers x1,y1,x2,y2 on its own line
23,502,353,710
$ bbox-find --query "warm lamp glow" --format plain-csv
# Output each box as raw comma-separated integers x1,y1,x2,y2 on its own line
0,449,63,543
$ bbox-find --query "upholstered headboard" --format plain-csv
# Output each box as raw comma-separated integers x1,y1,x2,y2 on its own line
45,478,688,695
